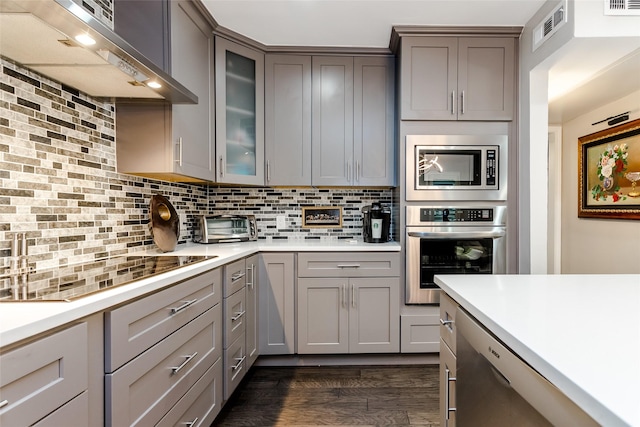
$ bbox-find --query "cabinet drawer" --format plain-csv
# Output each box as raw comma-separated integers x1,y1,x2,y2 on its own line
400,314,440,353
105,268,221,372
106,305,222,427
156,357,223,427
224,258,247,297
223,333,246,400
32,390,89,427
224,287,246,348
440,293,458,354
0,323,88,427
297,252,400,277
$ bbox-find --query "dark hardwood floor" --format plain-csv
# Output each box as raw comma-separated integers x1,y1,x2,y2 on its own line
211,364,440,427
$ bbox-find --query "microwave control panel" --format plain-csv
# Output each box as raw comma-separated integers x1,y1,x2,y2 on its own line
486,150,497,186
419,208,494,223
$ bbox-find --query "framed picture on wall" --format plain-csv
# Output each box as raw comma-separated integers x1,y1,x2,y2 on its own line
302,206,343,228
578,118,640,219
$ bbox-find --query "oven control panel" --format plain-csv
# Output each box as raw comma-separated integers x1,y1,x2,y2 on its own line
419,208,494,222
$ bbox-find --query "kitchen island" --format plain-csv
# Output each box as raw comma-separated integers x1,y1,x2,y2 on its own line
435,274,640,427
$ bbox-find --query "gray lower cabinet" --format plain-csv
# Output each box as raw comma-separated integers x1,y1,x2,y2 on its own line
104,269,223,427
0,322,91,426
400,310,441,353
116,1,215,182
258,253,295,355
245,255,259,366
222,255,259,400
439,293,458,427
265,55,312,186
311,56,395,187
400,36,515,121
297,252,400,354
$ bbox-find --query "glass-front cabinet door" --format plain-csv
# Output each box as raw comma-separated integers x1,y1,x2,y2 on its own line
215,37,264,185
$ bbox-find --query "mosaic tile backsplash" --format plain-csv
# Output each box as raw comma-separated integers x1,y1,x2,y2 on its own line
0,59,394,274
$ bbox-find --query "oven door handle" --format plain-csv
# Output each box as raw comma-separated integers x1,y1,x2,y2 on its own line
407,230,505,239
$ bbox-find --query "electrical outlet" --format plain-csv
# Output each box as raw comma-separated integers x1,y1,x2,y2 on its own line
277,215,286,229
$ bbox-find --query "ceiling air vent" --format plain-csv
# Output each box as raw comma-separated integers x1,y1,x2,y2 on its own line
604,0,640,15
533,1,567,51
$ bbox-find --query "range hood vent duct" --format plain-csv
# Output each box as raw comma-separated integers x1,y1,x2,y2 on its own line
0,0,197,104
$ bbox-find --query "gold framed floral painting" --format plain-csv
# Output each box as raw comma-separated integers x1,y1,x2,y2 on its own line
578,118,640,219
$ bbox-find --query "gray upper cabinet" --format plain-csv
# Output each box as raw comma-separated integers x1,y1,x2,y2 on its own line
215,37,265,186
116,1,215,182
265,55,312,186
354,57,396,186
311,56,354,186
312,56,395,187
401,36,514,121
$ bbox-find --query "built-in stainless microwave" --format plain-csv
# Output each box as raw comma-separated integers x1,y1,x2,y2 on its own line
406,135,508,201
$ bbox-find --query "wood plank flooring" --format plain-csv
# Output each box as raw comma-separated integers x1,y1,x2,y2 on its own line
211,365,440,427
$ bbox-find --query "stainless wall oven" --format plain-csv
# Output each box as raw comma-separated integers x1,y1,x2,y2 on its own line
406,205,506,304
406,134,507,201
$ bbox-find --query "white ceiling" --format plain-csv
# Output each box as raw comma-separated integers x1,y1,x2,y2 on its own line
201,0,547,48
202,0,640,124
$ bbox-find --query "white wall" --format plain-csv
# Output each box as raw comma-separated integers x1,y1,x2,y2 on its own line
561,91,640,273
520,0,640,273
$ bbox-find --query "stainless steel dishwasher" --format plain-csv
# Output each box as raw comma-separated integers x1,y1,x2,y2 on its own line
455,308,599,426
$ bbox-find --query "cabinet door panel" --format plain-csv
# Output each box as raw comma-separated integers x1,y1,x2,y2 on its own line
457,37,514,121
245,255,259,366
258,253,295,355
106,306,221,427
265,55,312,186
354,56,395,186
215,37,265,185
105,269,221,372
401,37,457,120
297,278,349,353
171,1,215,179
0,323,88,427
223,288,246,348
312,57,354,186
440,339,457,427
298,252,400,277
349,278,399,353
156,358,223,427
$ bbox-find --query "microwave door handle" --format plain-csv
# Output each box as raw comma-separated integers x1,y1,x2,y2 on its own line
407,230,505,239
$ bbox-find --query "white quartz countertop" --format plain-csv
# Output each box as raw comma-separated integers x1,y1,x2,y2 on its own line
434,274,640,427
0,239,399,348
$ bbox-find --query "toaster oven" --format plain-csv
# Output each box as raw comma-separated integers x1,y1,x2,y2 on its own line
194,214,257,244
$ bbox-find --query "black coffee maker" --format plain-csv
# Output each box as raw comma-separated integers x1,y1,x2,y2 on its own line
362,202,391,243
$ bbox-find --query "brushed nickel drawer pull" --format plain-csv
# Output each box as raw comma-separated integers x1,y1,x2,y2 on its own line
231,355,246,371
0,399,8,409
231,310,246,321
231,272,246,282
183,417,198,427
445,367,457,419
246,264,255,289
440,318,454,326
337,264,360,268
170,299,198,314
171,351,198,375
352,284,356,308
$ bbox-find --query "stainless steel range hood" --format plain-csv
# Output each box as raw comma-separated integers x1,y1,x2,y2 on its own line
0,0,197,104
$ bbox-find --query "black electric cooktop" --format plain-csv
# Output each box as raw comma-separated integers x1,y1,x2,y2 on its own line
0,255,215,302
